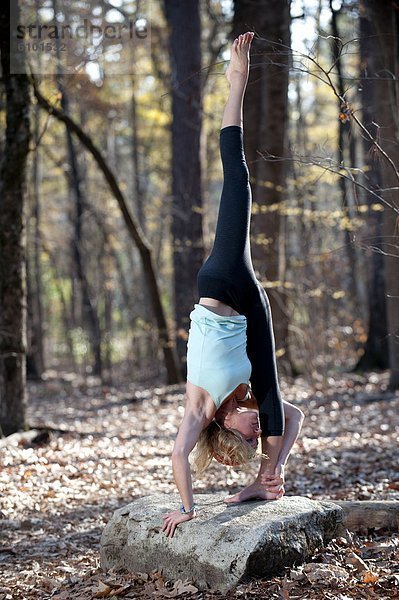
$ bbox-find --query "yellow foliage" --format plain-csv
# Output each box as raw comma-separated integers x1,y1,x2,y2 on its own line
140,107,170,126
308,288,323,298
332,290,346,299
281,207,303,217
260,280,286,289
252,234,273,247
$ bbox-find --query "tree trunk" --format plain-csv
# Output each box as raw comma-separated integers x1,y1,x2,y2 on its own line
129,69,154,376
52,0,103,377
131,75,145,230
334,500,399,532
365,0,399,389
329,3,367,319
26,99,46,379
0,2,30,435
164,0,204,371
233,0,291,367
26,254,41,380
357,4,389,370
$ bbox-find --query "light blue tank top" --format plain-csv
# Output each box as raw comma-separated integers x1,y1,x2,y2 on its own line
186,304,252,409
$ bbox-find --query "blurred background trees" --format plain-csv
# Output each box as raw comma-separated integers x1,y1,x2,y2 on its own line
1,0,398,434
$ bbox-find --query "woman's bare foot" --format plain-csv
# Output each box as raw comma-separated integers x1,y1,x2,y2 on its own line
224,479,284,504
225,31,254,86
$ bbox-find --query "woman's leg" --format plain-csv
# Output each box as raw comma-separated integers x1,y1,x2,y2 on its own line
246,284,284,438
222,32,253,128
225,284,285,504
197,33,256,310
217,36,285,502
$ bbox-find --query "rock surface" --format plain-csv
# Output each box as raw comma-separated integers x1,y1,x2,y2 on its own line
100,493,344,592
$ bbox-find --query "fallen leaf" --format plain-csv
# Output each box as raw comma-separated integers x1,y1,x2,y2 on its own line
110,585,131,596
93,581,114,598
363,570,379,583
171,579,198,595
304,562,349,584
345,551,368,572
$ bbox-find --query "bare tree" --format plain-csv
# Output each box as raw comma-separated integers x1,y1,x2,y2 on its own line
364,0,399,389
329,1,367,317
233,0,292,367
357,2,389,370
164,0,204,370
0,2,31,435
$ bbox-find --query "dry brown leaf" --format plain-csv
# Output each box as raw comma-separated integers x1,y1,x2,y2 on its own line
110,585,131,596
280,588,290,600
2,374,398,599
171,579,198,596
304,563,349,584
92,581,114,598
345,551,368,572
151,578,198,598
362,570,379,584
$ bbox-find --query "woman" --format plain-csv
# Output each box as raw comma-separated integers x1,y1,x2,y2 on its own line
162,32,304,539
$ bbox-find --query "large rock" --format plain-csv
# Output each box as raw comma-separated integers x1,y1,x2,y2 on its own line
100,493,343,592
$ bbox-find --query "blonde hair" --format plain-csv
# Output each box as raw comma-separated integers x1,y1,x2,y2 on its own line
192,420,257,473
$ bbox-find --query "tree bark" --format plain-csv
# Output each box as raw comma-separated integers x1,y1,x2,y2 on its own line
0,2,30,435
129,67,154,376
365,0,399,388
357,4,389,370
32,83,181,384
26,98,46,379
233,0,291,367
164,0,204,371
329,3,367,319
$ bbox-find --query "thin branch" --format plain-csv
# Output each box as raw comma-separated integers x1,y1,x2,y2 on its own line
257,150,398,214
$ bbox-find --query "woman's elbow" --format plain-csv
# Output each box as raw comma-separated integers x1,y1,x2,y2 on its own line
284,402,305,424
293,407,305,426
171,446,190,462
297,407,305,423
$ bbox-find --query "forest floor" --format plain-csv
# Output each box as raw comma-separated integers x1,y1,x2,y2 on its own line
0,370,398,599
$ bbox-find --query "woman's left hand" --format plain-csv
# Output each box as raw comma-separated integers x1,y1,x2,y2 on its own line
260,463,285,498
162,509,195,538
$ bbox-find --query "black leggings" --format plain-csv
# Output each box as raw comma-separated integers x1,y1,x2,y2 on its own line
197,125,284,437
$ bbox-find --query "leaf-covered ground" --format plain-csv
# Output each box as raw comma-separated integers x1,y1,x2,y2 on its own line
0,370,398,599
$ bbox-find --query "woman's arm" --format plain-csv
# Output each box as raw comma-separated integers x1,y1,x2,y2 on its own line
261,400,305,491
278,400,305,466
162,409,209,538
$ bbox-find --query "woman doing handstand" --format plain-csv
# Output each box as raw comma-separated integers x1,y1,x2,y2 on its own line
162,32,304,538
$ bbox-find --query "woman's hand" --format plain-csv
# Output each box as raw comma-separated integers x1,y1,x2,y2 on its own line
260,463,285,499
162,509,196,538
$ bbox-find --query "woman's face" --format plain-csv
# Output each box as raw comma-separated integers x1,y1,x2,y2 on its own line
228,409,261,448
